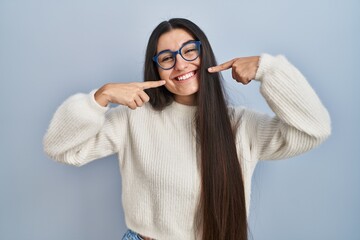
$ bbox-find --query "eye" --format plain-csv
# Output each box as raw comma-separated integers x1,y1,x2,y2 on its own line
158,52,174,63
182,43,198,56
160,56,174,63
185,48,197,54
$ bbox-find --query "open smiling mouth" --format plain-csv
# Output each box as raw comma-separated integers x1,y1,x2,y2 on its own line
175,70,197,81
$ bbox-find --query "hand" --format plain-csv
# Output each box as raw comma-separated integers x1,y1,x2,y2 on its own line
94,80,166,109
208,56,260,84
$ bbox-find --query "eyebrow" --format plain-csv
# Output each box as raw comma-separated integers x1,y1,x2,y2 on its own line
157,39,196,55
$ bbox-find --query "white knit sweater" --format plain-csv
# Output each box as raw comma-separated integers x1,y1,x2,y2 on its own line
43,54,331,240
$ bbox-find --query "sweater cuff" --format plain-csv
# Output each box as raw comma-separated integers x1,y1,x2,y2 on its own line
89,89,110,113
255,53,285,81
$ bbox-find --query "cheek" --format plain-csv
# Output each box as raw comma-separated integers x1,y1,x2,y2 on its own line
158,70,170,80
190,59,201,73
195,59,201,68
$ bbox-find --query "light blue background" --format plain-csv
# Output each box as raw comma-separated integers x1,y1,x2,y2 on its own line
1,0,359,239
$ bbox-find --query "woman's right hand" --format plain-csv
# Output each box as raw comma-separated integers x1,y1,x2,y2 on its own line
94,80,166,109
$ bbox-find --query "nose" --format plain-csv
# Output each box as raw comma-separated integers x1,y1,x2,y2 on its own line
173,53,188,71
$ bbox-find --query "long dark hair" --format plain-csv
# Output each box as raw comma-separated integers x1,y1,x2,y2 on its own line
144,18,248,240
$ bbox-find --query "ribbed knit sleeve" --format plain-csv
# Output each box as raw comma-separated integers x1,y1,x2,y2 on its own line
240,54,331,161
43,90,127,166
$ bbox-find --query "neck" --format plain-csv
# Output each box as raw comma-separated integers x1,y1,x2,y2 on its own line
174,94,197,106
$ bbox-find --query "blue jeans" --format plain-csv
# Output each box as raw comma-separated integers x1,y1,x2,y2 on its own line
121,229,144,240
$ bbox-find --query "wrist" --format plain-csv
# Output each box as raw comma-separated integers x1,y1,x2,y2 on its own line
94,84,112,107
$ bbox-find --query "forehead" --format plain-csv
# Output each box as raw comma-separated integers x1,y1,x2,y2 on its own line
157,28,195,52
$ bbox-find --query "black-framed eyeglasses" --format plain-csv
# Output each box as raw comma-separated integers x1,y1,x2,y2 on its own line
152,40,201,70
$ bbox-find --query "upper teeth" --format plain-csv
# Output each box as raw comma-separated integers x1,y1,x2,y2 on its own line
177,71,194,81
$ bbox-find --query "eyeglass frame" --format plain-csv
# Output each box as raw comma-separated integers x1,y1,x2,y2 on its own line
152,40,202,70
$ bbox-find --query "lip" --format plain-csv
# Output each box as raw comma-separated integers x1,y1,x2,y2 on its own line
171,70,197,82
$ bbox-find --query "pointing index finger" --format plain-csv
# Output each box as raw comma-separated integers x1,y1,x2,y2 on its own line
140,80,166,89
208,58,237,73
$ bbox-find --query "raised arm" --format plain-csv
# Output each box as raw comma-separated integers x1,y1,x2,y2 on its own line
43,80,166,166
211,54,331,160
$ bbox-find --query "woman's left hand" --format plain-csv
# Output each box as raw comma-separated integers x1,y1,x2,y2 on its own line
208,56,260,84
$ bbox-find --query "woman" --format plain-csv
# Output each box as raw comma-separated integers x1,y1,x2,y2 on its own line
44,18,331,240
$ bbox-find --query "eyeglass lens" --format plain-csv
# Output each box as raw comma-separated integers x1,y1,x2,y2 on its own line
157,42,200,69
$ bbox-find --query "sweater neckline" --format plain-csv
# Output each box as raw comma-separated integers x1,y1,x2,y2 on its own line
170,100,197,112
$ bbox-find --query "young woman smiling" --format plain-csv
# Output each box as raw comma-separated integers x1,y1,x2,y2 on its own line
44,18,331,240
